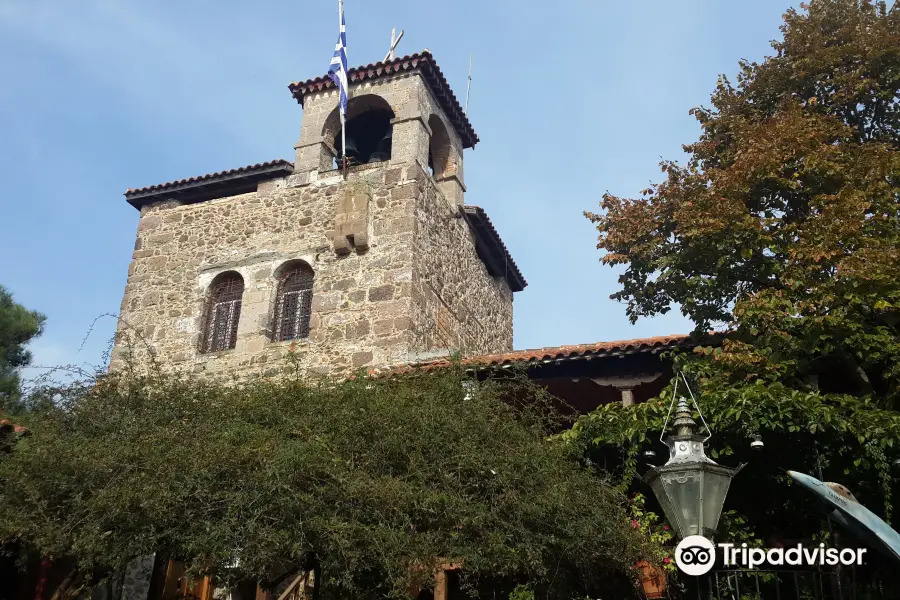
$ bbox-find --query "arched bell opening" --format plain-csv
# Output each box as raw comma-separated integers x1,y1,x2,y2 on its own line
427,114,452,179
322,94,395,168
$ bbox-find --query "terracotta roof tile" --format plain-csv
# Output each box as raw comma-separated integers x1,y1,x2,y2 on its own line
438,334,696,367
467,334,697,366
288,51,479,149
125,159,294,197
370,333,705,376
124,159,294,209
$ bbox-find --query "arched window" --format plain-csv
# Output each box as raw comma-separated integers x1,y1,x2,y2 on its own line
273,262,315,342
201,272,244,353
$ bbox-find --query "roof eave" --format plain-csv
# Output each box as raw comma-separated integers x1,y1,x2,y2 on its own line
470,337,700,370
461,206,527,292
124,162,294,210
368,333,715,377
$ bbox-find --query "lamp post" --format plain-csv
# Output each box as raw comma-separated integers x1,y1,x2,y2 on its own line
643,383,744,540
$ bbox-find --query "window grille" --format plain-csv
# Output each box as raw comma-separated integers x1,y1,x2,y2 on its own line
274,264,314,342
202,273,244,353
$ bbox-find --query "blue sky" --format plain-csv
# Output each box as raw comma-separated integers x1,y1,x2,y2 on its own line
0,0,801,377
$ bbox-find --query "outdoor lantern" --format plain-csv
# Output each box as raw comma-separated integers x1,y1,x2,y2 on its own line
643,376,744,540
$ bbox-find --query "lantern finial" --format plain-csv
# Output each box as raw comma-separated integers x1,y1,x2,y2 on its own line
672,397,696,437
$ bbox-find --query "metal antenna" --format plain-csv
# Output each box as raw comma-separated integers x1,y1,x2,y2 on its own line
465,54,473,115
383,28,405,62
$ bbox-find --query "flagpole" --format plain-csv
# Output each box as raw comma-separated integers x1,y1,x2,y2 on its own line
338,0,347,174
327,0,349,174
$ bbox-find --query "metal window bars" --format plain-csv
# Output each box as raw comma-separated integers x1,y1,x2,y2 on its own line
274,266,314,342
202,274,244,353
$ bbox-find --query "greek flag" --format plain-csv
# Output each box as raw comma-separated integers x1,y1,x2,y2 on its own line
328,0,349,117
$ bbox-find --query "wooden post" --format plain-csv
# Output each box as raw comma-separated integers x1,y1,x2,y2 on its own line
198,577,213,600
33,558,51,600
162,560,181,599
432,571,448,600
255,583,272,600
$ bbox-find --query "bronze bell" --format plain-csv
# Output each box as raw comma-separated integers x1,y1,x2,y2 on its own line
376,129,392,156
340,136,360,161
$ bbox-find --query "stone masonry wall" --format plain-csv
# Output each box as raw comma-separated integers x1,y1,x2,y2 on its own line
112,163,420,377
409,162,513,357
112,162,512,377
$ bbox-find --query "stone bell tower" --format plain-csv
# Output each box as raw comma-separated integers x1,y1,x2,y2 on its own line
112,51,526,377
291,52,472,206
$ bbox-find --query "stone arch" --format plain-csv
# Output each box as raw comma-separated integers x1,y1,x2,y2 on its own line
271,260,315,342
322,94,395,167
274,258,315,278
427,114,453,179
200,271,244,353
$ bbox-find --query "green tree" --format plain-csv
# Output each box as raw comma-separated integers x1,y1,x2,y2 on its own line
587,0,900,406
582,1,900,590
0,285,45,402
0,367,647,599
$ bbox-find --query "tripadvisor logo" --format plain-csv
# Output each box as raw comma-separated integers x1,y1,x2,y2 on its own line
674,536,867,576
675,536,716,576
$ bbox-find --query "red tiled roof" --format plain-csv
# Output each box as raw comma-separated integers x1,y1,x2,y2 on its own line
438,334,697,368
462,206,526,292
125,159,293,197
372,334,701,376
124,160,294,209
288,51,479,149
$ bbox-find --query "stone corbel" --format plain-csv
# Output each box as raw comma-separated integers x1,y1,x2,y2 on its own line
332,184,371,255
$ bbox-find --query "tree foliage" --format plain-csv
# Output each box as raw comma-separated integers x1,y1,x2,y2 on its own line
0,285,45,402
565,356,900,524
564,357,900,593
586,0,900,408
582,2,900,586
0,367,646,599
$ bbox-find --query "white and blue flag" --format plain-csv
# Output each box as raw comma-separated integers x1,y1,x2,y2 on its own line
328,0,349,118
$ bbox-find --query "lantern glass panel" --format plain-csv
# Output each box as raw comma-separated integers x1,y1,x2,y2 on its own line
648,476,681,538
701,469,733,534
665,469,702,538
